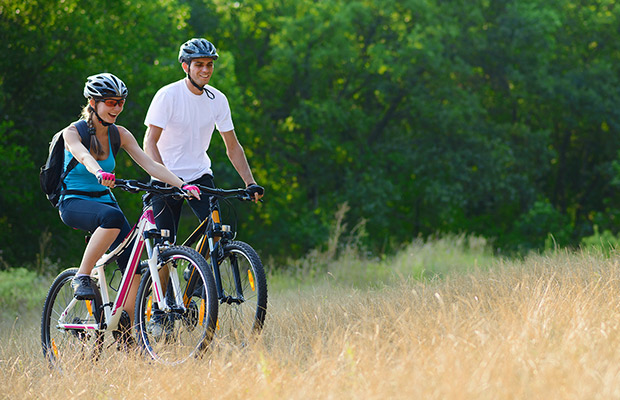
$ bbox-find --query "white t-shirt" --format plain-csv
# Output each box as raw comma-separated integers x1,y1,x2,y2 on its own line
144,79,234,181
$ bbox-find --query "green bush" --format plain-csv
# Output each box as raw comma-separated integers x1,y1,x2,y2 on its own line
0,268,49,320
512,200,572,251
580,225,620,256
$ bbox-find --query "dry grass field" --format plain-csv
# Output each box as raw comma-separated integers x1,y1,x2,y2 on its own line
3,241,620,399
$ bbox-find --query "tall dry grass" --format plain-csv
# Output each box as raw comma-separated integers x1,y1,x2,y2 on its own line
3,246,620,399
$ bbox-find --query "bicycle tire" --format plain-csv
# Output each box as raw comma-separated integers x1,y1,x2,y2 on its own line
41,268,104,369
134,245,218,364
214,240,268,343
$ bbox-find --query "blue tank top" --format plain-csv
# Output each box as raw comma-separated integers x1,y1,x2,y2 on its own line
61,132,116,203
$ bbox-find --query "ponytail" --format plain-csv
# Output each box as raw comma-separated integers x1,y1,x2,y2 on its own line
80,104,104,156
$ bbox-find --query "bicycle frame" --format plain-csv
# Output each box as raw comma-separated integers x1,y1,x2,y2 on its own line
55,197,177,334
182,189,243,302
166,184,268,341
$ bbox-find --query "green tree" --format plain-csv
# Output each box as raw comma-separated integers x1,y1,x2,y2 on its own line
0,0,191,268
3,0,620,269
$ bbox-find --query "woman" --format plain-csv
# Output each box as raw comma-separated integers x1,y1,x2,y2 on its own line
58,73,200,322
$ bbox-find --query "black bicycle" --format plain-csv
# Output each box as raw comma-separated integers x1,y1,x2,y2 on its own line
180,184,268,344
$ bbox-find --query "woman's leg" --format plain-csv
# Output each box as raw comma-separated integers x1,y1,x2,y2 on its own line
59,199,129,298
76,226,121,275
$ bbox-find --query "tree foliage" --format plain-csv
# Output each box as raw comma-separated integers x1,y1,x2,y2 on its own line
1,0,620,269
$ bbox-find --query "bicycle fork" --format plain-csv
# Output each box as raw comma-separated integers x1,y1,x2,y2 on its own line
144,240,183,314
207,210,245,305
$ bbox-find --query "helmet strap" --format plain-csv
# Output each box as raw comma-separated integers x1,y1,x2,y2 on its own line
186,62,215,99
89,104,113,127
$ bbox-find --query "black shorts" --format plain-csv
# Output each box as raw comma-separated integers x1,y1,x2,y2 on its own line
59,198,135,273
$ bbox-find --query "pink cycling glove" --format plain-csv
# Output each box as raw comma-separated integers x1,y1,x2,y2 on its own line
182,184,201,200
95,169,115,185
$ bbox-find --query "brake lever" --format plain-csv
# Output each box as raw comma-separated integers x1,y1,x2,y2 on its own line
239,193,263,202
174,188,195,200
118,183,140,193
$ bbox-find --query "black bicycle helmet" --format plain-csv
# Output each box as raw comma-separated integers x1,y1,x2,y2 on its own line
178,38,219,63
83,73,128,99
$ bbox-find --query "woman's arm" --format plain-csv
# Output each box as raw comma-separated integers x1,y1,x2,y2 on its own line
63,125,102,175
117,126,186,188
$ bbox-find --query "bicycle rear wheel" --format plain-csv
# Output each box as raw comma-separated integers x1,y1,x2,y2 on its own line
41,268,104,369
215,241,268,344
134,246,218,364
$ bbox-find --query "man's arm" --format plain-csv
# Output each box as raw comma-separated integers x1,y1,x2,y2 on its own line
144,124,165,164
220,129,260,188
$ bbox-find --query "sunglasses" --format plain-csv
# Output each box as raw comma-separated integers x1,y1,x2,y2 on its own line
100,98,126,107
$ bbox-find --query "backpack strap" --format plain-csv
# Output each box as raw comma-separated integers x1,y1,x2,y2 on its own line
59,120,117,199
59,120,89,184
108,124,121,158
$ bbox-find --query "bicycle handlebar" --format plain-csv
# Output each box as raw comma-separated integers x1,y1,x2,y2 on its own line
195,184,254,201
113,179,253,201
114,179,190,197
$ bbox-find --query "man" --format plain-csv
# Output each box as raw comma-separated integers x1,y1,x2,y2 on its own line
144,38,264,242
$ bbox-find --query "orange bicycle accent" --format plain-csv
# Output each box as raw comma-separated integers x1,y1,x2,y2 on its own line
248,270,255,291
51,339,59,358
146,297,153,321
199,299,205,326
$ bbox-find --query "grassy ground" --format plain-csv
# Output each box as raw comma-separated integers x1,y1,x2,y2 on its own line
3,236,620,399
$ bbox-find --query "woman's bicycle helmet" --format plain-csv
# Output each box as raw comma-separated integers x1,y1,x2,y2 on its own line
178,38,219,63
83,73,128,99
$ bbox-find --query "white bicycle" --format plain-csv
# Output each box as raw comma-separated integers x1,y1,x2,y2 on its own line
41,179,218,367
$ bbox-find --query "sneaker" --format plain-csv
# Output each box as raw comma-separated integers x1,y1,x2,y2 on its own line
72,275,96,300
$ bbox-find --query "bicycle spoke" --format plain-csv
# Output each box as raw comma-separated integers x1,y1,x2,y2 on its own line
215,241,267,345
41,269,104,369
135,246,217,364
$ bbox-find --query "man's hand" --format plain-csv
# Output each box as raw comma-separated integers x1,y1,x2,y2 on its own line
246,183,264,203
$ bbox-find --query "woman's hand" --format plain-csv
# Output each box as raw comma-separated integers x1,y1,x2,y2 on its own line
182,184,201,200
95,170,116,187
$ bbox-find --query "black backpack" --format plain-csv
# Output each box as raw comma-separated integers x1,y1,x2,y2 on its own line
39,120,121,208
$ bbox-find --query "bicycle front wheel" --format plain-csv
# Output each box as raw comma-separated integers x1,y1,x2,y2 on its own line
135,246,218,364
215,241,268,343
41,268,104,369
